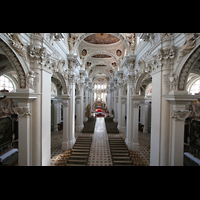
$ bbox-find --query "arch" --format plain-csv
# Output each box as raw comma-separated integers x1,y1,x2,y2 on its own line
176,44,200,91
91,70,112,80
0,38,27,89
52,72,68,95
51,75,62,95
135,72,149,94
88,63,115,77
73,33,130,55
84,50,119,68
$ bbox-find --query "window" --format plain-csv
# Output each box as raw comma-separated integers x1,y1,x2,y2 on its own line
0,75,14,92
190,79,200,95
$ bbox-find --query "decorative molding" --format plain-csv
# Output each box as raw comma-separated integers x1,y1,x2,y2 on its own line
62,100,69,107
178,45,200,91
133,102,141,108
13,107,31,117
0,38,26,88
171,110,191,121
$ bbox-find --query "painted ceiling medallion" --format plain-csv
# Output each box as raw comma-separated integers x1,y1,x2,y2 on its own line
84,33,120,44
92,54,111,58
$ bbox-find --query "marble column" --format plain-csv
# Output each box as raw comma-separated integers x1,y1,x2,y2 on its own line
150,67,171,166
60,73,76,150
117,85,126,132
52,99,58,131
113,88,118,123
126,95,144,151
75,94,84,132
31,68,52,166
142,100,150,134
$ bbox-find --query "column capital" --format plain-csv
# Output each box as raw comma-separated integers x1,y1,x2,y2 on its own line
132,95,144,108
171,110,191,121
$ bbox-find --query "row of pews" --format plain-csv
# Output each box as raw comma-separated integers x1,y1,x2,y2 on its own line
105,117,119,134
81,117,96,133
66,137,92,166
54,137,92,166
108,137,133,166
108,137,148,166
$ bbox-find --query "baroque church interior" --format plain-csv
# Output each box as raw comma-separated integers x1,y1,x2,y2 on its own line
0,33,200,166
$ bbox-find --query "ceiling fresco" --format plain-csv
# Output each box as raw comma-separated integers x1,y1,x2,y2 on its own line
92,54,111,58
78,33,132,87
84,33,120,45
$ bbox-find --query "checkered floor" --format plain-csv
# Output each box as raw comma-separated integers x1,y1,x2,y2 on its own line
51,118,150,166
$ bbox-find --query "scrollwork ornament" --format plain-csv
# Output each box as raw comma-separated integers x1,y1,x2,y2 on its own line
13,107,31,117
62,101,69,107
133,102,141,108
171,110,191,121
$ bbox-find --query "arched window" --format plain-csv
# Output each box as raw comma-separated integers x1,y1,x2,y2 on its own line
189,79,200,95
0,75,15,92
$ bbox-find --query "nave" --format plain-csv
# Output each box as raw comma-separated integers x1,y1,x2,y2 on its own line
51,118,150,166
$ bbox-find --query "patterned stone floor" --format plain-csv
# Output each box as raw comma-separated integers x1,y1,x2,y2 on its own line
51,118,151,166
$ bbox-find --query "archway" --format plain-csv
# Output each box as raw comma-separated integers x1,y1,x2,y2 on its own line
176,44,200,91
0,38,27,89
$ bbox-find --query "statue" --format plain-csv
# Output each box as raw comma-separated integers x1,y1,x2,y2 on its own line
68,34,74,51
85,104,91,118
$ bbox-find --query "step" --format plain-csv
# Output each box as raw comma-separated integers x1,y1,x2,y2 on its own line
76,139,92,141
109,144,127,148
66,163,87,166
112,156,131,160
111,150,129,153
111,153,130,157
109,138,124,141
77,138,92,140
109,137,123,140
113,164,133,166
68,159,88,164
70,155,88,160
74,144,91,147
109,141,126,144
75,142,92,145
72,149,90,152
110,147,128,150
75,141,92,143
113,160,133,164
73,146,90,149
71,152,89,156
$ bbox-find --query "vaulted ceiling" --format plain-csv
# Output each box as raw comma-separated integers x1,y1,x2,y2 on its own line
78,33,133,88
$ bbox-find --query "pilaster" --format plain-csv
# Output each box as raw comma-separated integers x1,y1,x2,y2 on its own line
164,92,200,166
2,89,37,166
